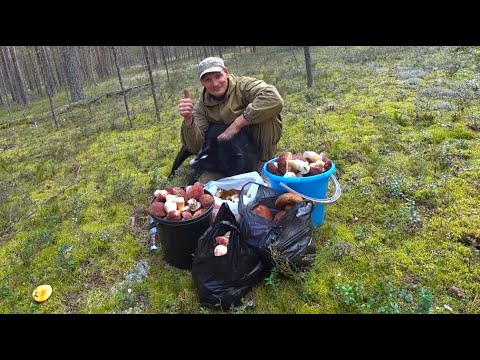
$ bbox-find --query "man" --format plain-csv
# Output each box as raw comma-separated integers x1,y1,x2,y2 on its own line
178,56,284,182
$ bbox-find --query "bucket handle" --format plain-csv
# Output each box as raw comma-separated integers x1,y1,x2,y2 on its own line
279,174,341,205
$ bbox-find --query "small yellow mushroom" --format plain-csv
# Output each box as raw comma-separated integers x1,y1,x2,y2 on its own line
32,285,52,303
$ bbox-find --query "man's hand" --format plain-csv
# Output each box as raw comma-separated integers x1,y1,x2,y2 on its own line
217,114,249,142
178,89,193,126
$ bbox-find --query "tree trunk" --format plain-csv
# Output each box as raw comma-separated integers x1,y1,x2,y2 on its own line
53,46,69,100
143,46,161,122
8,46,30,106
96,46,114,80
290,46,299,67
39,47,56,93
2,47,19,104
150,46,158,67
36,46,59,128
78,47,91,83
304,46,313,88
202,46,208,59
0,48,11,106
62,46,85,102
119,46,127,68
25,47,42,95
159,46,169,82
94,47,105,79
233,47,238,68
112,46,132,128
87,46,99,86
0,69,4,105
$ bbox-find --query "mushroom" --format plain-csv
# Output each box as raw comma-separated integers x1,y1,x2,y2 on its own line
165,194,177,203
154,189,168,202
199,194,214,209
187,198,201,212
164,200,177,214
273,210,287,222
214,244,228,256
266,161,281,175
277,151,292,175
275,193,304,210
173,196,185,211
287,159,310,174
193,208,208,218
308,160,327,176
252,204,273,221
32,285,53,303
303,151,322,163
147,201,166,218
187,184,204,201
182,211,193,220
165,210,182,221
215,235,229,246
172,187,189,202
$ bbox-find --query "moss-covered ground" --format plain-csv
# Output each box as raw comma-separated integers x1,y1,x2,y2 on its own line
1,46,479,314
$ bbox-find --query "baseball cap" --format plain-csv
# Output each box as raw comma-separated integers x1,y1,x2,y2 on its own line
197,57,226,80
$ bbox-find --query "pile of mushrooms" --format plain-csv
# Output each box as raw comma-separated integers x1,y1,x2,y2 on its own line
266,150,332,178
214,188,241,203
251,193,304,222
147,182,214,221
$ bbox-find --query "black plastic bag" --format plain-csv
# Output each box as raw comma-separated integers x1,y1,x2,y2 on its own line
238,182,316,272
189,122,261,178
192,202,265,310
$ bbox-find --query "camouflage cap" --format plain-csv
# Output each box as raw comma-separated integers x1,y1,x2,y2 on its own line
197,57,226,80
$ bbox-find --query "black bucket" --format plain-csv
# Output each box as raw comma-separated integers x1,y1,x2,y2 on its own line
151,190,213,270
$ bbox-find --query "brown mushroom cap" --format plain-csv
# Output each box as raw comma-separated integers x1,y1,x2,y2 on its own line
277,151,292,175
273,210,287,222
199,194,214,209
274,193,304,210
252,204,273,221
266,161,281,176
147,201,166,218
166,210,182,221
187,184,204,201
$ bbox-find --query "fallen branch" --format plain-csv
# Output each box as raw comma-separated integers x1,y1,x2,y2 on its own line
0,84,150,129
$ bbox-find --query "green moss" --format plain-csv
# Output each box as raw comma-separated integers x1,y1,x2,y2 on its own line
1,46,480,314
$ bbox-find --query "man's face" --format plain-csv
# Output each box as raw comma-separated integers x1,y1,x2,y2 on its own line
200,69,229,97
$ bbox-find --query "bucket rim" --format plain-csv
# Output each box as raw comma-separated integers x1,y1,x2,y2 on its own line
150,189,214,226
263,158,336,183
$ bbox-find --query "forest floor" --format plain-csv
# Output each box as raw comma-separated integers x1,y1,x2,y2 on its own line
0,46,479,314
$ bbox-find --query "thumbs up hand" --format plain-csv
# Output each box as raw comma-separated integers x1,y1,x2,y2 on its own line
179,88,193,123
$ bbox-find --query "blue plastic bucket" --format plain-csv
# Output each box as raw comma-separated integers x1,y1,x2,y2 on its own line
262,159,341,227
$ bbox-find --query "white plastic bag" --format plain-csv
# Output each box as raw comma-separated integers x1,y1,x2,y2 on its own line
204,172,266,222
